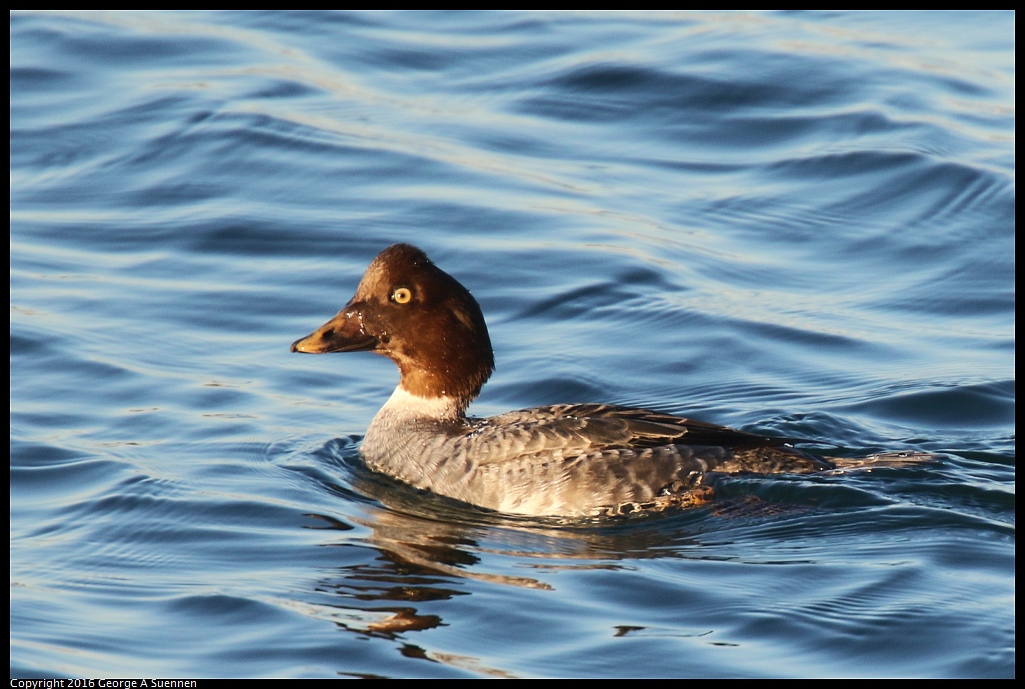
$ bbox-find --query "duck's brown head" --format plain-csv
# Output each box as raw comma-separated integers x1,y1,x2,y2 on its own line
291,243,495,406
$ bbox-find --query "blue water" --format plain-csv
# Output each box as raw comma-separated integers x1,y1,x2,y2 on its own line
10,11,1014,678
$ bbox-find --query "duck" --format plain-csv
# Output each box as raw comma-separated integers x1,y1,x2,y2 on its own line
291,243,852,517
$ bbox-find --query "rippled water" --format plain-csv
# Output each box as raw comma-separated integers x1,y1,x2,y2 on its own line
11,11,1014,678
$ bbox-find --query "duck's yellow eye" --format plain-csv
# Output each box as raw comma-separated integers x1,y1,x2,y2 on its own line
392,287,412,304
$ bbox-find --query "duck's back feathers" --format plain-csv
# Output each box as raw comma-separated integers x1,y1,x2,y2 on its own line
360,400,830,516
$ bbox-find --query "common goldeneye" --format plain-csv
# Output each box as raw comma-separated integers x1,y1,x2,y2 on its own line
292,244,858,517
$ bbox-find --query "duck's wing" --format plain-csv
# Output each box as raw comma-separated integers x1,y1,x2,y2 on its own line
483,403,797,452
453,405,829,516
412,404,830,517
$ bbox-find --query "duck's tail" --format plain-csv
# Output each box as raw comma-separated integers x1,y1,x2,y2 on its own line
826,451,937,472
